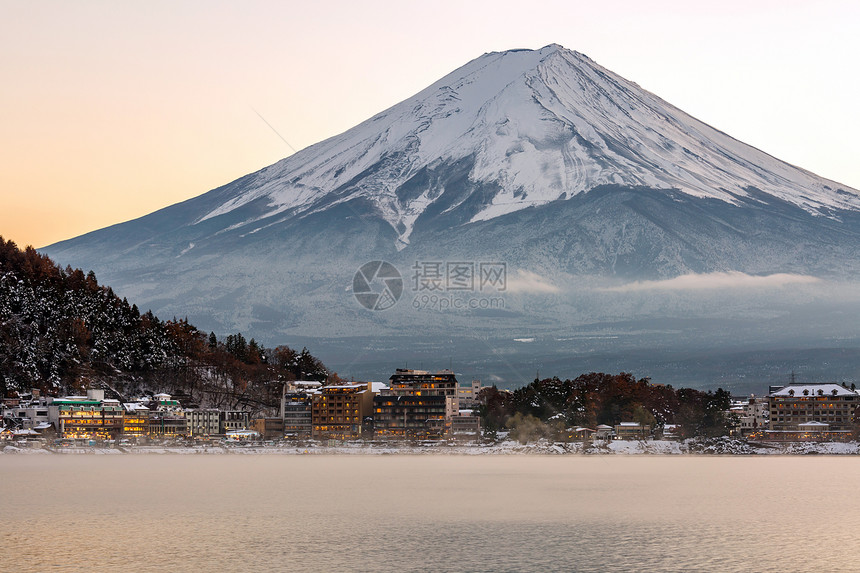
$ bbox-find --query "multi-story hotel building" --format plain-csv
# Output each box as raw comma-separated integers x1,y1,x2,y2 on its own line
281,381,321,438
147,393,187,438
373,394,447,438
47,390,124,439
122,403,150,438
733,395,769,436
374,369,460,438
148,412,188,437
185,409,221,437
767,383,859,438
311,382,373,439
220,411,250,434
457,380,484,410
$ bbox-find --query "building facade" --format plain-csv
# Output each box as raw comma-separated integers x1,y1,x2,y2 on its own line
457,380,484,410
373,394,447,438
47,390,123,439
250,417,285,440
311,383,373,439
375,369,460,438
220,411,250,434
281,381,321,438
767,383,859,438
185,409,221,437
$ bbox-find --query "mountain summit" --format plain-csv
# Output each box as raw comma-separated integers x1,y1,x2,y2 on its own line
43,45,860,385
192,44,859,250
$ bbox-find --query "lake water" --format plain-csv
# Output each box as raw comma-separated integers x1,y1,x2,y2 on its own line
1,455,858,572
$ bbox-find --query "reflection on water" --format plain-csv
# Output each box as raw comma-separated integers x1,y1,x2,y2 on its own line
2,455,859,572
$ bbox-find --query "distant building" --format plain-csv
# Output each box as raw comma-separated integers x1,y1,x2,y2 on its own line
766,383,859,440
3,403,50,430
733,395,768,436
451,409,481,437
47,390,124,439
594,425,613,441
149,412,188,437
250,417,285,440
281,381,321,438
122,403,150,438
185,409,221,437
311,382,373,440
220,411,250,435
458,380,484,410
146,393,188,438
374,369,459,438
373,394,447,438
614,422,650,440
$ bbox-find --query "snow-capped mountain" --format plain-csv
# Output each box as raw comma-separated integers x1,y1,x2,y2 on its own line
192,44,859,250
42,45,860,387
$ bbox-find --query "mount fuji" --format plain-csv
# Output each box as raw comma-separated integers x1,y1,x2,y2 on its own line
43,45,860,389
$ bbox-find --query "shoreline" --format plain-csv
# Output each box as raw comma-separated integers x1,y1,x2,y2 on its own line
4,437,860,455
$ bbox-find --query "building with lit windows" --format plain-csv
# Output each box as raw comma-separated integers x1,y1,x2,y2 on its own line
458,380,484,410
220,411,250,434
47,390,124,439
281,381,321,438
373,394,447,438
614,422,651,439
146,393,187,438
149,412,188,437
311,382,373,439
122,403,150,438
374,369,459,438
764,383,859,440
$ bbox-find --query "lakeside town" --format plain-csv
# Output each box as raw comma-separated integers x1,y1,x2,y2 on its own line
3,366,860,454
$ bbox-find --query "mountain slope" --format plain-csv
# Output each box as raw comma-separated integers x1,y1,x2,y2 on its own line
41,45,860,386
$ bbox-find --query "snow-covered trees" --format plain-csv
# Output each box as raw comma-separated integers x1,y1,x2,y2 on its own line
476,373,734,438
0,237,329,413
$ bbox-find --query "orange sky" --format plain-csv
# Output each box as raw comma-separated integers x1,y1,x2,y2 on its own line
2,0,858,249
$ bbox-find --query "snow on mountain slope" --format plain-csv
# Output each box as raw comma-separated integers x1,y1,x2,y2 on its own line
194,44,860,249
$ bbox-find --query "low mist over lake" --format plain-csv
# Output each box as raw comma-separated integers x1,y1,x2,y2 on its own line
3,455,860,572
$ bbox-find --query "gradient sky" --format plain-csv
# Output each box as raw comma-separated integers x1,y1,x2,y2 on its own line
2,0,858,248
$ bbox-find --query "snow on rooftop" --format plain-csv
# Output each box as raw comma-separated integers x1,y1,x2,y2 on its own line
123,403,150,412
770,384,857,397
371,382,389,393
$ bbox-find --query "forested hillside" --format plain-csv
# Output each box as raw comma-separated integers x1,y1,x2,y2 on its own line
0,237,329,414
478,373,734,440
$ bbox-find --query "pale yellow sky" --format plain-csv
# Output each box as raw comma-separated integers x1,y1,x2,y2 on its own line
2,0,858,248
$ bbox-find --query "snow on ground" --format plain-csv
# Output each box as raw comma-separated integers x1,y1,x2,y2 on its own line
3,439,860,455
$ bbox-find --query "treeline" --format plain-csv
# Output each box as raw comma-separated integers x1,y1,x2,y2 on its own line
477,372,733,441
0,237,330,414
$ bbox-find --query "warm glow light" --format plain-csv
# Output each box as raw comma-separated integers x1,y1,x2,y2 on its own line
1,2,859,248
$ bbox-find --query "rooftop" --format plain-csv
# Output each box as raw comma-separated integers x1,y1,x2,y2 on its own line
770,383,857,398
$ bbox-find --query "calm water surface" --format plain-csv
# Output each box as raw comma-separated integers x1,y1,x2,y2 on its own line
1,455,858,572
